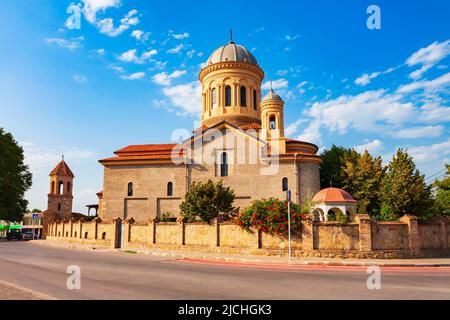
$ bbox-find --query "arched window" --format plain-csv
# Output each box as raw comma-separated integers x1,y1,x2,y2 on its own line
51,181,55,194
74,231,77,238
240,86,247,107
253,89,257,110
84,232,88,239
220,152,228,177
225,86,232,106
127,182,133,197
67,182,71,194
58,181,63,194
102,232,106,240
57,203,61,211
212,88,217,108
282,177,289,192
167,182,173,196
269,116,276,130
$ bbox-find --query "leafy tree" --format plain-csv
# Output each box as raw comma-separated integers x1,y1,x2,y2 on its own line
342,150,385,218
30,208,42,213
320,145,357,189
380,149,433,220
433,164,450,216
234,198,312,236
0,128,32,222
180,180,235,223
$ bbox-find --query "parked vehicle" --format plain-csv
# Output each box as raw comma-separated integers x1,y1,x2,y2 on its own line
22,232,35,241
6,230,23,241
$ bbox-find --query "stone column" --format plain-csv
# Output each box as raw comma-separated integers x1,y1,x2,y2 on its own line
78,218,85,239
439,217,447,249
124,217,135,248
400,215,420,256
111,217,122,249
93,217,102,240
177,216,186,246
301,220,315,251
355,214,372,252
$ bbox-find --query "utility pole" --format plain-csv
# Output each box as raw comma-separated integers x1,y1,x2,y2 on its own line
287,190,292,263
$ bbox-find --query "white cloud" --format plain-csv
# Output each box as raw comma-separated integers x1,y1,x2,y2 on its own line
167,44,185,54
262,79,289,90
172,32,190,40
285,119,307,136
44,36,84,50
131,29,150,42
419,103,450,123
118,48,158,63
73,74,88,84
397,72,450,94
354,71,381,86
187,50,196,58
80,1,139,37
121,72,145,80
388,125,444,139
161,81,202,116
96,48,105,55
406,40,450,79
152,70,186,86
408,138,450,164
285,34,300,41
355,140,384,154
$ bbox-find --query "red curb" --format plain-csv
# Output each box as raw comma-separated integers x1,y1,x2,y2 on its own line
173,258,450,273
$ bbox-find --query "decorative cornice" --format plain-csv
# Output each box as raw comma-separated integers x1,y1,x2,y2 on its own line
199,61,265,82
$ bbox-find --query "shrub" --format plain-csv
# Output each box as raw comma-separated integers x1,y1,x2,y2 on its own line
233,198,311,237
160,212,175,222
180,180,235,223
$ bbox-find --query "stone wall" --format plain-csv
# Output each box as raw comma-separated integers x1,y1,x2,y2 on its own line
46,215,450,259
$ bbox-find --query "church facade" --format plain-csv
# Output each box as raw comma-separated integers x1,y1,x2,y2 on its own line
98,37,322,224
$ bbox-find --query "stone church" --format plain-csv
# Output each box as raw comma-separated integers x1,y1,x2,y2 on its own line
97,36,322,224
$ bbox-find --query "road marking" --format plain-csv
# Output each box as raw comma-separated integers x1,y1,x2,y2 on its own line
0,279,58,300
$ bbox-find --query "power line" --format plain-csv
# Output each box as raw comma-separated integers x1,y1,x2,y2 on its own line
426,168,446,181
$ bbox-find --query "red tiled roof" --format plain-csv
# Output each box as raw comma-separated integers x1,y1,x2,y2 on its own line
115,143,178,154
100,143,185,163
50,160,74,177
312,188,357,204
239,123,262,130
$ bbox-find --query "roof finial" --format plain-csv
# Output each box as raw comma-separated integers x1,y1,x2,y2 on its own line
229,29,233,43
270,81,273,92
62,154,64,161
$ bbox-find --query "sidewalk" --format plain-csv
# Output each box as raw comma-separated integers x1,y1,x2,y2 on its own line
33,240,450,267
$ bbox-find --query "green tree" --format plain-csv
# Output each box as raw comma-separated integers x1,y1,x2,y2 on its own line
180,179,235,223
342,150,385,218
320,145,357,189
433,164,450,216
380,149,433,220
0,128,32,222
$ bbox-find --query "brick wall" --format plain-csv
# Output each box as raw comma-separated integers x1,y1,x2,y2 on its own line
46,215,450,259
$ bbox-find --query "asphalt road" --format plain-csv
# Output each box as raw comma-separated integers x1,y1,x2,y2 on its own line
0,241,449,300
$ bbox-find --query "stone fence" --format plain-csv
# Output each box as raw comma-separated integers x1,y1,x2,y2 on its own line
46,214,450,259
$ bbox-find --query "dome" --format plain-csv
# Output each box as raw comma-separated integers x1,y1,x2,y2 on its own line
312,188,357,204
262,88,284,102
206,41,258,66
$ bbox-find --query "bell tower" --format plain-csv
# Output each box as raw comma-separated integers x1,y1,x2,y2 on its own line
47,157,74,219
261,87,287,155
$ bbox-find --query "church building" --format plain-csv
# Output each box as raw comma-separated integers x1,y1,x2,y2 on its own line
97,35,322,224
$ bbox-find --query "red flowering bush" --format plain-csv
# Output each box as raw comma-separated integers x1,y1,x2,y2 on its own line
233,198,311,236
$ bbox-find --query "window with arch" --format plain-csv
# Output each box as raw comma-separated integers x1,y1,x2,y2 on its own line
74,231,77,238
67,181,71,194
240,86,247,107
225,86,232,106
102,232,106,240
253,89,258,110
269,116,276,130
220,152,228,177
127,182,133,197
51,181,55,194
58,181,63,194
58,203,61,211
167,182,173,196
84,232,88,239
282,177,289,192
212,88,217,108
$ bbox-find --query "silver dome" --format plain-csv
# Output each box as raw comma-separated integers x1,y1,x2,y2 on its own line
206,41,258,66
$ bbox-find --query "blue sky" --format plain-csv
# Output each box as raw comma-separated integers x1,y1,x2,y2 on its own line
0,0,449,213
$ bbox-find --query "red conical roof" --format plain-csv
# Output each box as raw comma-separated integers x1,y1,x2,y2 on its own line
312,188,357,204
50,160,74,177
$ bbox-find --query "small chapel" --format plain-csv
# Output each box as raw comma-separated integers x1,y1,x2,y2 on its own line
96,35,322,223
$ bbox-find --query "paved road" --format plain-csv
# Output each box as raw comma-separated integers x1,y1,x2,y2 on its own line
0,241,449,300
